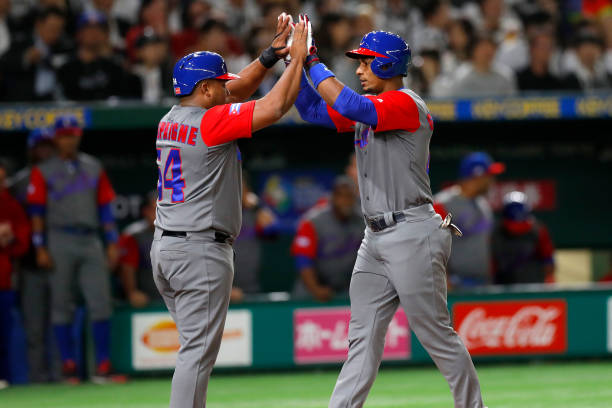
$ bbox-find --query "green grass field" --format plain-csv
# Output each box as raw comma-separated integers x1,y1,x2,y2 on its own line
2,361,612,408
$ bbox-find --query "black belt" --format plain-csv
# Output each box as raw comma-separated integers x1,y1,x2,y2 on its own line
161,230,233,244
364,211,406,232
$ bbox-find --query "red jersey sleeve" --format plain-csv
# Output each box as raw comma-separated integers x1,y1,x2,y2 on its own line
200,100,256,147
7,198,31,257
118,234,140,269
365,90,421,133
536,225,555,261
291,219,318,259
97,170,116,205
433,202,448,219
27,167,47,206
326,105,356,133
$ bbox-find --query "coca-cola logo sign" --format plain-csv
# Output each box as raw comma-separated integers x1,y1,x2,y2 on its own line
453,300,567,355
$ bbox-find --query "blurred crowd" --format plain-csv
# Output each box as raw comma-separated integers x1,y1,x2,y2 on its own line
1,0,611,103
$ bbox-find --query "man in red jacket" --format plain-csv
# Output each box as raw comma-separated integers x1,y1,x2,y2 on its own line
0,161,31,388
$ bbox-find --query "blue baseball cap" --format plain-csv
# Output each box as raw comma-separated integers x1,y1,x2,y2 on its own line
53,114,83,137
27,127,54,148
77,11,108,30
502,191,531,221
458,152,505,179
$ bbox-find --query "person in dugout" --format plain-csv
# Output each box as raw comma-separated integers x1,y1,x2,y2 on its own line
492,191,555,285
26,114,125,384
9,127,60,384
0,161,31,390
118,191,163,308
291,176,364,302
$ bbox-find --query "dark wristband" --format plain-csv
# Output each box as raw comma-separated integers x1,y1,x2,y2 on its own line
305,54,321,69
259,46,282,69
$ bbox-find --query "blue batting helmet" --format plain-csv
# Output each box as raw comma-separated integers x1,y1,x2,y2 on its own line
27,127,54,148
502,191,531,222
458,152,505,179
345,31,411,79
53,114,82,137
172,51,240,96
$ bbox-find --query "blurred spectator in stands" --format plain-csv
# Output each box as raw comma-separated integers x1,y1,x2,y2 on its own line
568,30,611,91
233,174,279,300
353,4,376,38
218,0,261,38
517,30,581,92
441,18,475,75
434,152,505,289
58,11,141,101
171,0,210,60
0,7,70,101
317,13,361,91
132,28,172,103
492,191,555,285
20,0,76,36
8,128,59,384
409,48,448,97
82,0,132,52
27,114,123,384
412,0,450,56
0,161,31,389
291,176,363,302
118,192,162,308
194,18,249,72
379,0,412,42
125,0,169,62
449,34,517,97
463,0,527,70
0,0,15,57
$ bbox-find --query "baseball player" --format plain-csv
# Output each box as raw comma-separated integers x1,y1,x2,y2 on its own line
27,114,122,384
293,25,485,408
150,17,309,408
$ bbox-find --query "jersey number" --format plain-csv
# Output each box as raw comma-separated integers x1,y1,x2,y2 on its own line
157,148,185,202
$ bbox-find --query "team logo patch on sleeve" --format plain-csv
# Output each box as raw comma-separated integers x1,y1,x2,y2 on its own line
230,103,242,115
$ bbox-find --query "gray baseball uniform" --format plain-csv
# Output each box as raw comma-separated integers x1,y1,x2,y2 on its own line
150,100,255,408
291,203,364,298
434,186,494,287
27,154,115,325
319,88,483,408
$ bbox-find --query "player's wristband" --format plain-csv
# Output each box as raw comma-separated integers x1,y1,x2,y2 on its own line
104,228,119,244
32,232,46,248
259,46,282,69
307,63,335,89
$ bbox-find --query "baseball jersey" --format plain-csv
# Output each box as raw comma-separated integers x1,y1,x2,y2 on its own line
434,186,493,283
291,204,364,292
327,89,434,217
118,220,161,300
492,220,554,284
27,154,115,229
154,101,255,238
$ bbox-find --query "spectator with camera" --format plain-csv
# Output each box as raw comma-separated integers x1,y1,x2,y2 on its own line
0,7,71,101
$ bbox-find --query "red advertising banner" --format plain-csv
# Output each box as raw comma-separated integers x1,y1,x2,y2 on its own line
294,307,410,364
453,300,568,356
440,180,557,211
487,180,557,211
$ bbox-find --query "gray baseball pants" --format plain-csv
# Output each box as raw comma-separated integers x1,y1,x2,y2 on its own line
150,228,233,408
48,230,112,324
329,205,484,408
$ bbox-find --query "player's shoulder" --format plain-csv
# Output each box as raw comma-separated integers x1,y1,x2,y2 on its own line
36,156,60,174
78,152,102,169
433,185,462,205
377,88,429,113
301,203,331,225
123,219,150,237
